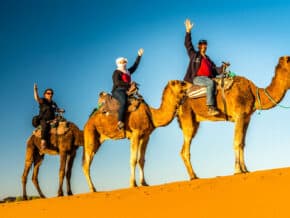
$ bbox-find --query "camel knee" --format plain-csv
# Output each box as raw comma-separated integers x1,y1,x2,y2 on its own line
180,149,190,162
32,176,38,185
130,157,137,166
233,143,244,151
22,174,28,184
138,157,145,166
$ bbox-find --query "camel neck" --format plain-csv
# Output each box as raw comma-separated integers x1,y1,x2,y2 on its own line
256,69,287,110
149,84,181,127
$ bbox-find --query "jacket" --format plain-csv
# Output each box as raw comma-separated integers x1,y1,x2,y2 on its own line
112,55,141,92
39,98,58,121
183,32,222,83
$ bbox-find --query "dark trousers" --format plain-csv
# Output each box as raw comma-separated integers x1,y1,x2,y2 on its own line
40,119,50,141
112,88,127,122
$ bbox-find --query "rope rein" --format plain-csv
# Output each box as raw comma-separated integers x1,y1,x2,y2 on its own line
256,87,290,113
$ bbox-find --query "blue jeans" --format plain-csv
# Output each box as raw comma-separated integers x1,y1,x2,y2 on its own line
112,88,127,122
193,76,216,106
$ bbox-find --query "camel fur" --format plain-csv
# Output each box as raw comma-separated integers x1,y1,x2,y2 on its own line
21,122,83,199
177,56,290,179
82,80,191,192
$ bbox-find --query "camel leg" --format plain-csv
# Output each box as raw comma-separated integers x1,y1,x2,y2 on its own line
82,126,101,192
137,136,150,186
233,115,250,174
32,152,45,198
22,140,35,200
129,131,140,187
66,149,76,196
179,115,199,180
57,151,67,197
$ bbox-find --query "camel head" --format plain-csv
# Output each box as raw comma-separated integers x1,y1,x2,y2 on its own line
276,56,290,89
166,80,192,105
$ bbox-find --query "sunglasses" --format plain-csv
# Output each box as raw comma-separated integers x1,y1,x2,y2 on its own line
45,92,53,95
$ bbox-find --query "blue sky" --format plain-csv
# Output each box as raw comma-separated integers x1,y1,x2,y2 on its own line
1,0,290,199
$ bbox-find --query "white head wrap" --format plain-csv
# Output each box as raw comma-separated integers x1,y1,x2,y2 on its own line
116,57,129,74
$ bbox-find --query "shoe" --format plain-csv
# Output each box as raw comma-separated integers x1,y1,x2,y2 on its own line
117,121,125,130
208,106,220,116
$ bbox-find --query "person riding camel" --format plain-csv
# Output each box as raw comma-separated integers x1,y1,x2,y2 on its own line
112,48,144,130
33,83,62,154
183,19,228,116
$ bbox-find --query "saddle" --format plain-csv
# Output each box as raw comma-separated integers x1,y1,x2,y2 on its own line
32,120,70,138
96,91,143,116
187,77,234,98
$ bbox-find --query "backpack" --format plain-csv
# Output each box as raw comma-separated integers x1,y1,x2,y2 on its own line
32,115,41,128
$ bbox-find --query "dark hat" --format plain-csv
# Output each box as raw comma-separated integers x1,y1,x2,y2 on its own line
198,39,207,45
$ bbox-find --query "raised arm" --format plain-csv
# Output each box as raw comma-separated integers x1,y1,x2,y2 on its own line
184,19,196,57
128,48,144,74
33,83,42,103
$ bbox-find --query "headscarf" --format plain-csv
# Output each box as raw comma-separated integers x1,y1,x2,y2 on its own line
116,57,130,74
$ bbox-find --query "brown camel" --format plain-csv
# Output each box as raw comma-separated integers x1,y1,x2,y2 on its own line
177,56,290,179
82,80,191,192
22,121,83,199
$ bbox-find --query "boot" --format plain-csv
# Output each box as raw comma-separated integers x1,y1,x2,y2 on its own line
208,106,220,116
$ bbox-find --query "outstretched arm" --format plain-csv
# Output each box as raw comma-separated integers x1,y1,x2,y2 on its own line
33,83,42,103
128,48,144,74
184,19,196,57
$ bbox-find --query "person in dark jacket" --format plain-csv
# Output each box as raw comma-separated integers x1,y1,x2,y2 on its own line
112,48,144,130
183,19,227,116
34,83,60,154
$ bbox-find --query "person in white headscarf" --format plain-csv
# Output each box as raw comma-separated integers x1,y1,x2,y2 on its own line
112,48,144,130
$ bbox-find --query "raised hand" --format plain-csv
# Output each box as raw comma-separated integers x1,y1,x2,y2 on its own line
185,19,194,33
138,48,144,56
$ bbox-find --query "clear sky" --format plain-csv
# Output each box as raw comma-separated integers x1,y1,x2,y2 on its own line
1,0,290,199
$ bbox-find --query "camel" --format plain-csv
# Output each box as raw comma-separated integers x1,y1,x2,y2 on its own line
82,80,191,192
177,56,290,179
21,121,83,199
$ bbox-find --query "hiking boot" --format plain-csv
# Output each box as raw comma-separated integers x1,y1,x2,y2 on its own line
208,106,220,116
39,139,58,155
117,121,125,130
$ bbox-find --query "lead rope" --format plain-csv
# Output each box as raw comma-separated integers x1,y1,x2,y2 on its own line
264,89,290,109
256,87,290,114
256,88,262,114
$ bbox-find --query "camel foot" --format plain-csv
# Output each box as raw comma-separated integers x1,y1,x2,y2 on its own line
190,175,199,180
234,170,249,175
90,187,97,192
130,181,137,188
140,181,149,187
67,190,73,196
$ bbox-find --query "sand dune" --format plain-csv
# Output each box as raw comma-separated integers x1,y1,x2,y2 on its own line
1,167,290,218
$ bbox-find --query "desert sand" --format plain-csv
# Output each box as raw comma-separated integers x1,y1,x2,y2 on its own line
1,167,290,218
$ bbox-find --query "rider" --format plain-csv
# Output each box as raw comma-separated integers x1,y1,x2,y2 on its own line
112,48,144,130
183,19,227,116
33,83,61,154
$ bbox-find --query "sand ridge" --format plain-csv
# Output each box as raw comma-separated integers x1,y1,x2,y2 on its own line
1,167,290,218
